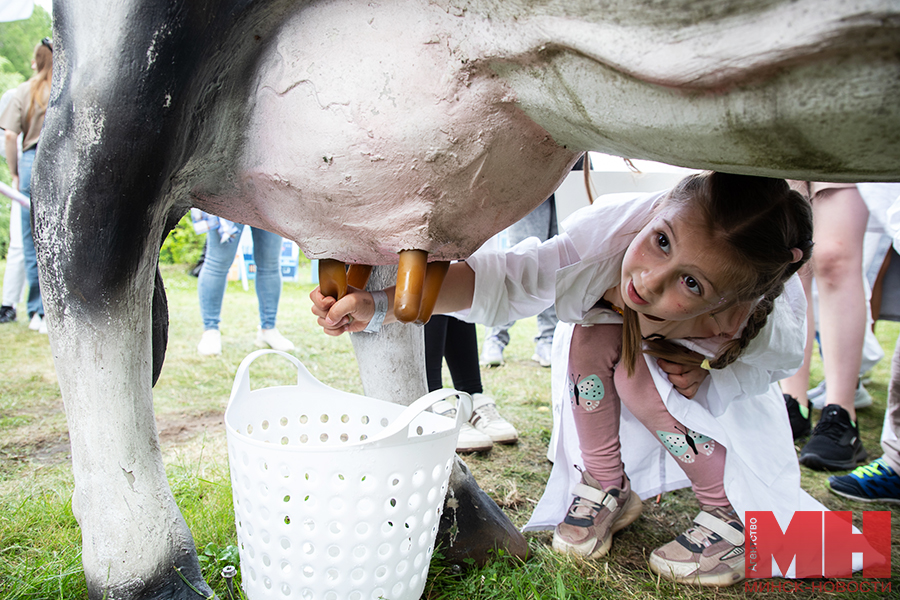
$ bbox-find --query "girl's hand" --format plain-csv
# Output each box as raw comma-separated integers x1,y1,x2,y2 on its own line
310,286,376,336
657,358,708,399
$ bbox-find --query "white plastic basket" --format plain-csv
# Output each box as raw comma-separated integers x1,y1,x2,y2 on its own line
224,350,470,600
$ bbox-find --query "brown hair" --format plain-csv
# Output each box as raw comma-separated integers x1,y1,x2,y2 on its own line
25,41,53,126
621,172,813,375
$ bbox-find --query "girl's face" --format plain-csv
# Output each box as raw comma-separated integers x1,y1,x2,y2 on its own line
620,201,737,329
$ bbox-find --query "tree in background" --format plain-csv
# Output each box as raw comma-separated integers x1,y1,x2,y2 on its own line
0,5,52,80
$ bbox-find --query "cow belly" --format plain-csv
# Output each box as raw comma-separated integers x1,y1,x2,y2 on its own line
193,0,577,265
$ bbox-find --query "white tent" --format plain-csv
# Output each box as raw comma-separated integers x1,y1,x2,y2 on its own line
0,0,34,23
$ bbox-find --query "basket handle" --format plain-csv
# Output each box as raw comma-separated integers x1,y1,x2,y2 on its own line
228,351,472,443
363,388,473,444
228,349,321,411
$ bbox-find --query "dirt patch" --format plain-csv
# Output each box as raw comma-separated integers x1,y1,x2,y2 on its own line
157,411,225,446
1,410,225,469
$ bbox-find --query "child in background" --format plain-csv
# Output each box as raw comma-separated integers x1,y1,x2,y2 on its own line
311,172,826,586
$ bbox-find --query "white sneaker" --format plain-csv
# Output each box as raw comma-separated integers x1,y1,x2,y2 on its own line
470,393,518,444
197,329,222,356
433,399,493,453
29,313,43,331
532,342,552,367
255,327,295,352
808,380,873,410
480,339,504,367
38,317,48,334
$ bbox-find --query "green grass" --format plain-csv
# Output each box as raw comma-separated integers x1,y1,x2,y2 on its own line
0,258,898,598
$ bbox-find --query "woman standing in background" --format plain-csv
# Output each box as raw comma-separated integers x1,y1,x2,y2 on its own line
0,37,52,333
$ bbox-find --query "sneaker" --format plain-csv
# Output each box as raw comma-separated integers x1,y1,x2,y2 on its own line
0,305,15,323
469,393,518,444
649,505,745,587
807,379,825,400
799,404,868,471
531,342,552,367
197,329,222,356
28,313,43,331
38,317,48,334
552,471,642,559
255,327,295,352
432,399,493,453
808,380,873,410
479,339,504,367
828,457,900,505
784,394,811,440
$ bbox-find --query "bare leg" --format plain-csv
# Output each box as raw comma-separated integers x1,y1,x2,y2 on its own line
800,184,870,470
779,265,815,407
812,185,869,421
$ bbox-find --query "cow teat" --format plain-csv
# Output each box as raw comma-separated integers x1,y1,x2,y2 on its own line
317,251,450,325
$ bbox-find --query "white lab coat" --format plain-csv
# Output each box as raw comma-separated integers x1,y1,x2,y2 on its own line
462,190,839,577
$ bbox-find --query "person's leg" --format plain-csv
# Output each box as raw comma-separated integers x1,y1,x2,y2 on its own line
250,228,294,351
442,317,483,395
480,322,512,366
18,149,42,319
779,265,814,439
249,228,283,330
443,316,518,443
426,315,494,452
424,314,450,393
511,196,560,364
553,324,642,559
568,324,625,487
800,185,870,470
533,304,559,365
883,337,900,473
811,185,869,421
0,244,25,322
828,336,900,504
615,357,743,586
197,232,239,331
615,358,729,508
1,201,26,319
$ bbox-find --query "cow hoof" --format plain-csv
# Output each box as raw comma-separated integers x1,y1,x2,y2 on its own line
87,559,213,600
436,455,529,569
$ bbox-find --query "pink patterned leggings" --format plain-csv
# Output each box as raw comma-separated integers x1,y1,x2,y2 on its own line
568,323,730,507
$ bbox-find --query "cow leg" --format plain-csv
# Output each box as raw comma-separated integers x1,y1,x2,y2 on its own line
35,220,211,599
351,266,528,568
32,15,212,599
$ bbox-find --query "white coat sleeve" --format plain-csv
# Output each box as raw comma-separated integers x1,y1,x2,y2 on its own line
462,234,580,327
702,274,807,414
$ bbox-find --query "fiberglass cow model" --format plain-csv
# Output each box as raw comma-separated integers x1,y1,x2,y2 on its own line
33,0,900,598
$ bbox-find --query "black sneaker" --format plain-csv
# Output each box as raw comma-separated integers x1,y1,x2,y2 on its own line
0,305,15,324
784,394,811,440
799,404,868,471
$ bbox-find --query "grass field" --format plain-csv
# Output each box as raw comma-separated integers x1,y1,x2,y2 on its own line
0,258,897,599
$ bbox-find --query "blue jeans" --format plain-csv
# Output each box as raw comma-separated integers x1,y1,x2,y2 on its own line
487,197,558,348
19,148,43,318
198,226,283,330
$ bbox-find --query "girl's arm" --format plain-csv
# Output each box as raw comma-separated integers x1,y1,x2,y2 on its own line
4,130,18,188
310,261,476,336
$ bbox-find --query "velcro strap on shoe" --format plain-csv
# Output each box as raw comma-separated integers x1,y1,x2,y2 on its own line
694,510,744,547
572,483,617,512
